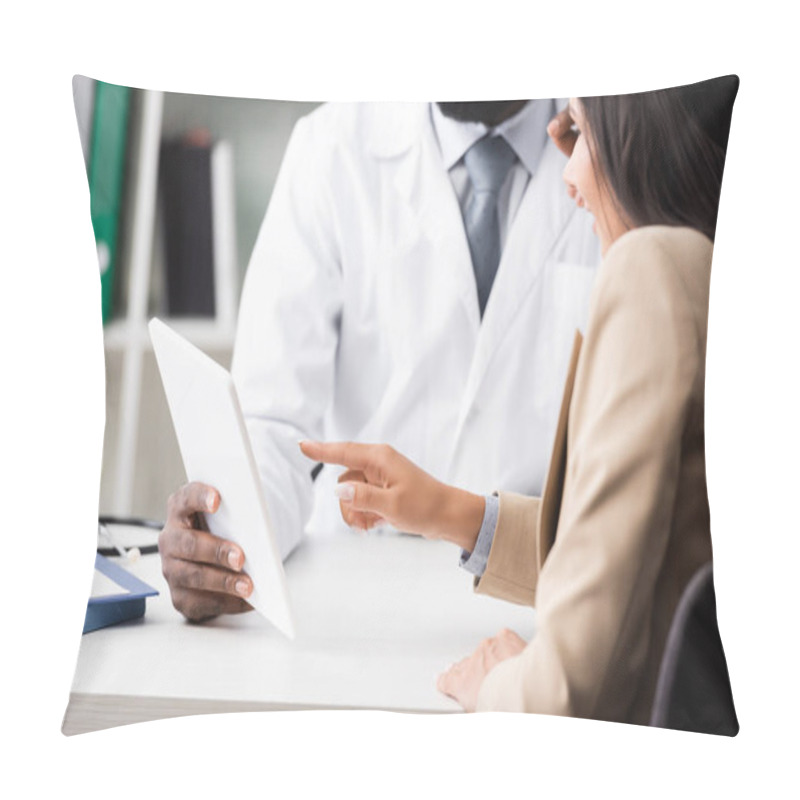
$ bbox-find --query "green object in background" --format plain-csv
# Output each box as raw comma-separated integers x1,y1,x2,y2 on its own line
88,81,130,324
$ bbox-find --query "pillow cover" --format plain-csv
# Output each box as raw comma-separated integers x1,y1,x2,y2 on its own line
63,76,738,736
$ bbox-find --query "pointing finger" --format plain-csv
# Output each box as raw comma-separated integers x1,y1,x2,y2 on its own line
299,440,380,472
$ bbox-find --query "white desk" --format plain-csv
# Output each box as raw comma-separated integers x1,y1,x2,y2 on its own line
63,530,536,735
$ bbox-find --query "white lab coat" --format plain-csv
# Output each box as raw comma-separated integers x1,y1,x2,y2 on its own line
231,102,600,559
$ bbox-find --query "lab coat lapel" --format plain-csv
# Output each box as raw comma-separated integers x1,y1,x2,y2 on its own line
388,113,481,337
451,142,577,445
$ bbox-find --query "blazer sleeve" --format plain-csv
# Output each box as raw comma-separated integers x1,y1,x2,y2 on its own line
474,331,583,605
476,230,705,719
473,492,542,606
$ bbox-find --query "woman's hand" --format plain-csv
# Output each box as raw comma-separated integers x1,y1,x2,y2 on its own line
547,107,578,156
437,628,527,712
299,440,484,551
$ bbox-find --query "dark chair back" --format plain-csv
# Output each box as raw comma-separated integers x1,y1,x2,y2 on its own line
650,561,738,735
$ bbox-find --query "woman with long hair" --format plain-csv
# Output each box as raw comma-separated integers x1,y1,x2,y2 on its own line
300,77,738,725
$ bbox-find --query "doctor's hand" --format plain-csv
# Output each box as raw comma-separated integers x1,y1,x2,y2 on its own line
437,628,527,712
158,482,254,622
299,440,484,551
547,107,578,157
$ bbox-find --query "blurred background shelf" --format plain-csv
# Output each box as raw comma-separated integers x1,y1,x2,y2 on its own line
74,77,318,517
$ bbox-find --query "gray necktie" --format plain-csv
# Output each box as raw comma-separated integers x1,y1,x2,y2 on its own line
463,135,517,317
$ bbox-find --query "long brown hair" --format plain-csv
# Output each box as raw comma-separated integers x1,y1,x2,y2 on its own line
579,76,738,242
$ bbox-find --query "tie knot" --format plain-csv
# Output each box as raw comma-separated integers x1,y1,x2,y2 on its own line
463,135,517,195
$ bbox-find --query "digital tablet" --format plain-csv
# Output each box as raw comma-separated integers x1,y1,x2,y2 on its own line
149,318,295,638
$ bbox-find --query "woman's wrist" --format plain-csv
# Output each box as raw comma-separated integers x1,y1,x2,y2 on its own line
434,484,485,552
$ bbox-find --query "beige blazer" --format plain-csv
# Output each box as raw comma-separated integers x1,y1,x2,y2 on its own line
475,225,714,726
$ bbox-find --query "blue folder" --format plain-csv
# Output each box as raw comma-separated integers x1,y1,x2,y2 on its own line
83,554,159,634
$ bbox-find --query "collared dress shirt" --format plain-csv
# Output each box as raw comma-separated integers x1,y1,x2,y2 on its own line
430,100,556,577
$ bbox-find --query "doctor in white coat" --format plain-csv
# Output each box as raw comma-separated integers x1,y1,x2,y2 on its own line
158,100,600,621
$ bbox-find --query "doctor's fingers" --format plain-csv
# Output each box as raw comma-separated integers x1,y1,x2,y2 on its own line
169,586,253,622
167,481,220,524
159,523,245,572
162,557,253,601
